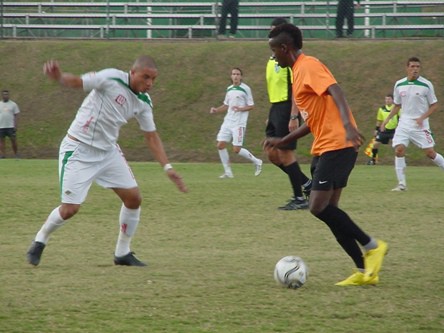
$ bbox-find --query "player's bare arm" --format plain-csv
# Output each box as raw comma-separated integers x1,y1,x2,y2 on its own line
380,104,401,131
210,104,228,114
328,83,364,149
264,123,310,150
289,100,300,132
143,131,188,193
232,104,254,112
43,60,83,88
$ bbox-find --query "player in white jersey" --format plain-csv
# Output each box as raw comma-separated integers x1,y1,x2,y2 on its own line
210,67,263,178
27,56,188,267
381,57,444,191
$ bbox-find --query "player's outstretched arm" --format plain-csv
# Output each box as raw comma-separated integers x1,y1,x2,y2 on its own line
43,60,83,89
143,131,188,193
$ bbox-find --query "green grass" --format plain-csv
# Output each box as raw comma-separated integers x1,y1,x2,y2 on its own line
0,39,443,165
0,160,443,333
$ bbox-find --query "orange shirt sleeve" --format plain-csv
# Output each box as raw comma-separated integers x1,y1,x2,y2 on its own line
300,57,337,96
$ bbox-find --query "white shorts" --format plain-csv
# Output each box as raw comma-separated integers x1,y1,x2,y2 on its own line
59,136,137,204
216,124,246,146
392,124,435,149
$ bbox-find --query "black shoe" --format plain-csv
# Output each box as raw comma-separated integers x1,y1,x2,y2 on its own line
367,160,376,165
278,198,309,210
27,241,46,266
302,180,312,199
114,252,147,267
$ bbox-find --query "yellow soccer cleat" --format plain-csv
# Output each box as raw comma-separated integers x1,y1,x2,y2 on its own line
364,240,388,281
335,270,379,286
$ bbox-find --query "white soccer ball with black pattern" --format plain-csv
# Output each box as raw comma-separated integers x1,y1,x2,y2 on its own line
274,256,308,289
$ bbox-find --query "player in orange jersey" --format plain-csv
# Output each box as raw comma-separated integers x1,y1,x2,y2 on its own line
265,24,388,286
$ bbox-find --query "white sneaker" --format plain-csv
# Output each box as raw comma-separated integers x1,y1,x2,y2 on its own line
219,173,234,179
254,160,263,176
391,184,407,191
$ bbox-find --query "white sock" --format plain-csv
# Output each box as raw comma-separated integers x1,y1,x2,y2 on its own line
395,156,407,186
35,206,66,244
432,153,444,169
115,205,141,257
238,148,260,164
218,148,232,175
363,238,378,251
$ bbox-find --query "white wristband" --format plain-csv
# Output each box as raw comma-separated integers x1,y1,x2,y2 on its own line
163,163,173,172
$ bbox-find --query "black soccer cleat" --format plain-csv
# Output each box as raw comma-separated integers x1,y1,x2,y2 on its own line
278,198,309,211
27,241,46,266
114,252,147,267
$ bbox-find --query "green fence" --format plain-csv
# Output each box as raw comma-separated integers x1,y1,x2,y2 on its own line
1,0,443,39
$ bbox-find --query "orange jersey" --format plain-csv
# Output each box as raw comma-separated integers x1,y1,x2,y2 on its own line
292,54,357,156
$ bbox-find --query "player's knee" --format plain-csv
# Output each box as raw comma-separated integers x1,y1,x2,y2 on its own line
59,204,80,220
425,150,436,160
394,145,405,156
124,194,142,209
309,203,324,216
232,146,241,154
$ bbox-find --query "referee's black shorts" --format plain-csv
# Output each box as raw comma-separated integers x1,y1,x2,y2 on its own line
265,101,297,150
375,129,395,144
310,147,357,191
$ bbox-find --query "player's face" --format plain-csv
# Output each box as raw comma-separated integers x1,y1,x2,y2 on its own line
385,96,393,105
2,91,9,102
231,69,242,85
269,38,289,68
406,61,420,81
130,67,158,93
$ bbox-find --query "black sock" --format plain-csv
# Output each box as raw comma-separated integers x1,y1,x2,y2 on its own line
277,164,287,174
372,148,378,160
283,162,304,198
315,205,371,269
298,166,310,184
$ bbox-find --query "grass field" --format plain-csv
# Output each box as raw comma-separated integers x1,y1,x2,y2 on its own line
0,159,443,333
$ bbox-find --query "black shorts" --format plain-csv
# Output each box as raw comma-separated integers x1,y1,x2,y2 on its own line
310,147,357,191
0,128,16,139
375,129,395,144
265,101,297,150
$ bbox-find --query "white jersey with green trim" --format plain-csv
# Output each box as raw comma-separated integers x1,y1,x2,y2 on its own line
67,68,156,150
393,76,437,129
222,82,254,127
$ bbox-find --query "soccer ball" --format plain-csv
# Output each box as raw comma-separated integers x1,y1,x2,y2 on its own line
273,256,308,289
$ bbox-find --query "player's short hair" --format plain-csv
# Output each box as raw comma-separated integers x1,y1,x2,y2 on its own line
271,17,288,27
268,23,303,50
407,56,420,65
386,93,393,98
2,90,9,94
232,67,243,75
133,55,157,70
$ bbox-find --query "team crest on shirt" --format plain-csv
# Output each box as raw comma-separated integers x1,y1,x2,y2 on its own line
115,95,127,105
274,63,280,73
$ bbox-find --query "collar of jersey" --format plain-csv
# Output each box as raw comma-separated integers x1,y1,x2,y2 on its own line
111,77,153,108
